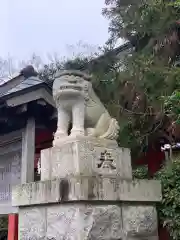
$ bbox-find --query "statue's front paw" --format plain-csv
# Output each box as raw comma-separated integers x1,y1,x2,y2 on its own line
54,130,68,138
86,128,95,136
70,128,85,137
53,131,68,146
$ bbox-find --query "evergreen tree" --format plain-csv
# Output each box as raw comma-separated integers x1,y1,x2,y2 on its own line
100,0,180,157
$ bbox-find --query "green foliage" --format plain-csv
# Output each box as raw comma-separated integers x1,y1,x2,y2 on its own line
38,60,64,82
100,0,180,153
0,216,8,230
132,165,148,179
165,89,180,124
103,0,179,45
155,159,180,240
133,161,180,239
38,57,92,82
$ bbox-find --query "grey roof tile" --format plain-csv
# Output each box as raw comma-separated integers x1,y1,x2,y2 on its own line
0,76,44,98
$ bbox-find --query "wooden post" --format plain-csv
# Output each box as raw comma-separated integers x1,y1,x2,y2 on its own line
8,214,18,240
21,117,35,183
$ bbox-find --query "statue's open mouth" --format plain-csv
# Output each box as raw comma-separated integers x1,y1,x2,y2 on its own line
59,86,82,91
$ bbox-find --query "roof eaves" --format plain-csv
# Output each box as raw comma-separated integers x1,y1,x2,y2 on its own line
0,65,38,98
0,81,51,102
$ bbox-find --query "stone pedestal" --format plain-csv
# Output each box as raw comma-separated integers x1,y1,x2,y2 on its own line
40,137,132,180
12,137,162,240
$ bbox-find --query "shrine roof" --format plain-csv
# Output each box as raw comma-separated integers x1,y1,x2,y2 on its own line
0,65,55,111
0,76,45,98
0,65,52,104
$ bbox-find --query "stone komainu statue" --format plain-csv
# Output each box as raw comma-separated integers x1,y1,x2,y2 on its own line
52,70,119,145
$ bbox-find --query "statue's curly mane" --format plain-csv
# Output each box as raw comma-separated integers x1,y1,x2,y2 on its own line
54,70,95,102
53,69,119,142
55,70,92,82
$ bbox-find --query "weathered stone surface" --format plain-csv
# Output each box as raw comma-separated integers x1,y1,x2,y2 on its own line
18,204,122,240
125,237,158,240
47,204,122,240
41,138,132,180
40,149,52,181
19,207,46,240
52,70,119,145
122,205,158,239
12,177,162,206
18,204,160,240
12,180,60,206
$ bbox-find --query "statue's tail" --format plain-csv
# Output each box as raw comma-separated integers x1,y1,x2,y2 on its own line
93,113,120,140
99,118,120,140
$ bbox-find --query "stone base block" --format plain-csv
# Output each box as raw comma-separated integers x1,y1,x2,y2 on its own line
126,237,158,240
18,203,159,240
12,177,162,206
122,205,159,239
40,137,132,180
19,204,123,240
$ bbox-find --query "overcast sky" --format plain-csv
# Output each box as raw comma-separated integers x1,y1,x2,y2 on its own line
1,0,110,62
